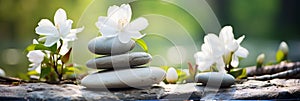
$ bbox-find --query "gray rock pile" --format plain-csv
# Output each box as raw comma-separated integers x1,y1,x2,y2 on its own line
81,36,166,89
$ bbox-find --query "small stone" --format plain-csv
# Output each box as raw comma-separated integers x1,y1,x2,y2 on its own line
195,72,235,88
88,36,135,55
80,67,166,89
86,52,152,69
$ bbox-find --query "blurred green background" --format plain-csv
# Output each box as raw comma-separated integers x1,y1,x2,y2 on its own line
0,0,299,77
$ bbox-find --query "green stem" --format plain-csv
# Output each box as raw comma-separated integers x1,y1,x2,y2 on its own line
51,54,61,81
60,63,64,81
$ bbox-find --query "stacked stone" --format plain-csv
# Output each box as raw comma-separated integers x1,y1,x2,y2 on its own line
81,36,166,89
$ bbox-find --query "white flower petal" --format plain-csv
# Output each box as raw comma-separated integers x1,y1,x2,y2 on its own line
57,41,69,55
54,8,67,26
33,39,39,44
194,51,214,71
38,19,54,26
35,65,41,74
63,26,84,41
216,58,226,73
194,51,207,62
28,63,39,71
96,17,118,37
120,4,132,22
235,46,249,58
231,55,239,67
237,35,245,44
128,31,143,39
204,34,224,56
35,25,58,36
44,36,60,47
99,25,119,37
226,40,239,52
118,32,131,43
219,26,234,42
96,16,118,30
60,19,73,37
96,16,107,28
108,4,132,26
200,43,208,51
125,17,149,31
107,5,119,16
38,37,46,42
197,60,214,71
28,63,41,74
27,50,45,63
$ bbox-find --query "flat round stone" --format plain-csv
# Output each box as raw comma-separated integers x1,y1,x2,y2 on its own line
80,67,166,89
195,72,235,88
88,36,135,55
86,52,152,69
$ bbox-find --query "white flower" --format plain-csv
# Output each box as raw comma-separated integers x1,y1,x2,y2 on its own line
35,8,84,47
27,50,45,73
219,26,249,67
166,67,178,84
96,4,149,43
194,34,226,73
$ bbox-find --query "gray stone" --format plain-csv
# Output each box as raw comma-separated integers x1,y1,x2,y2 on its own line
86,52,152,69
81,67,166,89
88,36,135,55
195,72,235,88
1,79,300,100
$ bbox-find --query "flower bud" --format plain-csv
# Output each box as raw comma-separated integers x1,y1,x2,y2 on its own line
0,68,5,77
279,41,289,55
256,53,265,68
166,67,178,84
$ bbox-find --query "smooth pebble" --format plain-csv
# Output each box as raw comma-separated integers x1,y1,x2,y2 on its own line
88,36,135,55
195,72,235,87
81,67,166,89
86,52,152,69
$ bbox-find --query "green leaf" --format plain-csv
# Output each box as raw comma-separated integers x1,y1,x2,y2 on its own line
25,44,36,52
27,70,39,75
229,68,247,79
49,43,57,53
236,68,247,79
176,69,188,83
25,44,49,52
40,67,51,79
133,38,148,53
18,73,30,80
63,66,79,74
61,48,72,64
176,69,187,78
276,50,284,63
25,43,57,53
160,66,169,71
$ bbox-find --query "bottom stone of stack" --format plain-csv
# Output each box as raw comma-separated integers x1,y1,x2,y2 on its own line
80,67,166,89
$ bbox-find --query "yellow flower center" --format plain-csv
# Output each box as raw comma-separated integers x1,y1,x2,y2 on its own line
118,18,128,29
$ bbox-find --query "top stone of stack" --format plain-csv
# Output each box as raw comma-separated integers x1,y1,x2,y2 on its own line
88,36,135,55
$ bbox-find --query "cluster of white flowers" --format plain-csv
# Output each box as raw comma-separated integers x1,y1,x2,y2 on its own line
194,26,249,73
96,4,148,43
27,8,83,73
